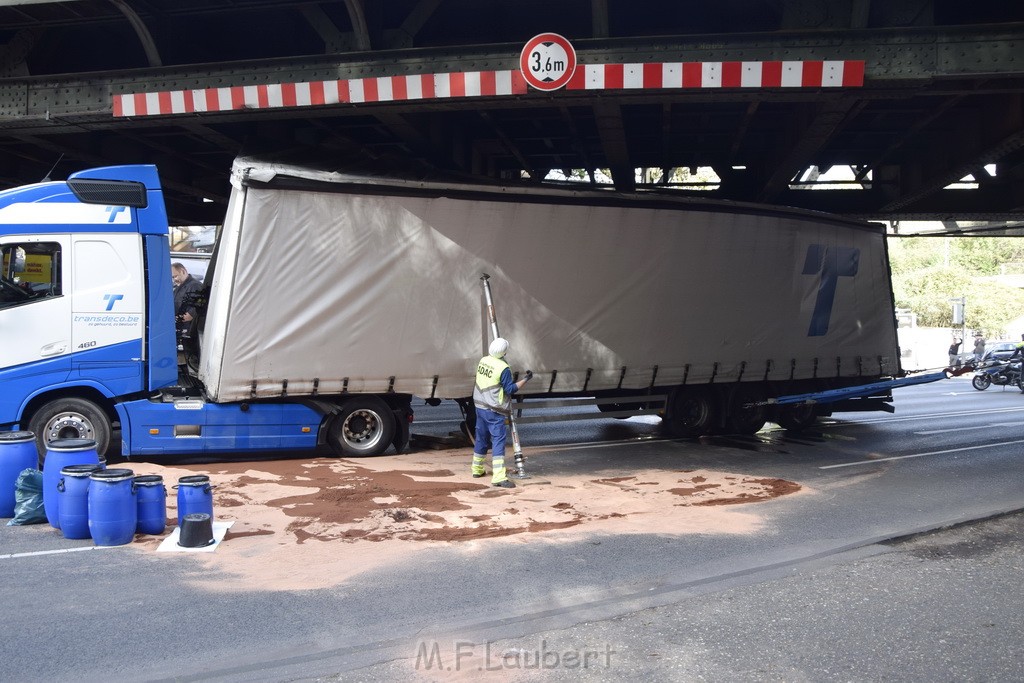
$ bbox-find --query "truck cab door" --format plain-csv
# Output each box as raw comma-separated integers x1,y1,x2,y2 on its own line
0,237,73,423
69,233,146,390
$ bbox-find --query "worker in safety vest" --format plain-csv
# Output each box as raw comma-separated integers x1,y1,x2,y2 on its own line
471,337,533,488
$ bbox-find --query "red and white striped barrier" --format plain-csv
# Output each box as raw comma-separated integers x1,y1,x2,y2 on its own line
113,59,864,118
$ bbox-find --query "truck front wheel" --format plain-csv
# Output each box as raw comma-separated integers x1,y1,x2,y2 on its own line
328,397,396,457
28,397,112,461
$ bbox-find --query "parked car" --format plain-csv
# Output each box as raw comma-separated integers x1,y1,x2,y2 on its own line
982,340,1020,362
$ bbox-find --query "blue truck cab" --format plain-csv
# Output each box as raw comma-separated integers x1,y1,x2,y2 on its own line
0,166,326,458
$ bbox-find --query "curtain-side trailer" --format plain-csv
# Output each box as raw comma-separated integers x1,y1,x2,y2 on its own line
0,160,902,459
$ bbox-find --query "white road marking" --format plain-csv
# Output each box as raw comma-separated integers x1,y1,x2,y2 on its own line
0,545,116,560
915,422,1021,435
829,405,1024,427
540,436,671,452
820,438,1024,469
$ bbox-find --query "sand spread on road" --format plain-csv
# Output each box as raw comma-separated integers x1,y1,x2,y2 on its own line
125,448,803,591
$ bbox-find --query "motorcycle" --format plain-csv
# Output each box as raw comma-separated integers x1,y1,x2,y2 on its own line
971,359,1023,391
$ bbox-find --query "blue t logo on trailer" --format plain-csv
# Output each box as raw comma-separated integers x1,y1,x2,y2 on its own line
802,244,859,337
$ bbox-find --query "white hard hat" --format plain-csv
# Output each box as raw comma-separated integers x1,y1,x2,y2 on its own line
489,337,509,358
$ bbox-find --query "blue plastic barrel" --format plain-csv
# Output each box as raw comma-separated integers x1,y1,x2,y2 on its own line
57,464,103,539
88,468,137,546
0,431,38,517
176,475,214,527
42,439,100,528
134,475,167,535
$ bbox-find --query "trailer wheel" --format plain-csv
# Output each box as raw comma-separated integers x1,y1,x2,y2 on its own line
774,403,817,431
328,397,396,457
28,397,112,462
664,388,716,437
725,386,768,435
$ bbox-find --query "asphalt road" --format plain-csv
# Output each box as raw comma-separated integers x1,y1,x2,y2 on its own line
352,511,1024,682
2,375,1023,682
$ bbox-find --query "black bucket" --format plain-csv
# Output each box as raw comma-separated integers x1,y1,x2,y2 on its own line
178,512,215,548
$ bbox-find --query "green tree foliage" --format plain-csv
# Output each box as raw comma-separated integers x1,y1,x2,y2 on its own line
889,237,1024,334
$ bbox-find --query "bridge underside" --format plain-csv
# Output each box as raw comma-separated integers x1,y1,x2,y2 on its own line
0,0,1021,231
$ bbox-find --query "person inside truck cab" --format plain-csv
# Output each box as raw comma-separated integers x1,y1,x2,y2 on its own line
171,262,203,336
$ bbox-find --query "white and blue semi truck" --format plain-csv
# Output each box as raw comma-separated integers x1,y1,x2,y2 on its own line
0,159,903,460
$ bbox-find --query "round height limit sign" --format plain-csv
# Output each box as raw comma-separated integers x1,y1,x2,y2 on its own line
520,33,577,91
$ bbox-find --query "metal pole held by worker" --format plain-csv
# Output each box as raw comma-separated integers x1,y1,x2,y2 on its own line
480,273,529,479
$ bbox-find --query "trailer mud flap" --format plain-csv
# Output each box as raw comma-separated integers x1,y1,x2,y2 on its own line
392,409,410,453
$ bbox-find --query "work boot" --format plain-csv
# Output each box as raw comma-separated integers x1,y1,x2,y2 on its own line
472,471,487,478
492,479,516,489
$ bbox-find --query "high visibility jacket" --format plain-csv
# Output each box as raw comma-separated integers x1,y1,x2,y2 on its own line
473,355,512,415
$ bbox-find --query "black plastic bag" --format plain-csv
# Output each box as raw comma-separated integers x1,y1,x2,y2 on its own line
7,468,45,526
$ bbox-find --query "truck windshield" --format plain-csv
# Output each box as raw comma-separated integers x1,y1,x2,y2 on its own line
0,243,62,309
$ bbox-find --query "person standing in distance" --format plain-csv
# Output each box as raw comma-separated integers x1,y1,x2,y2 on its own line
947,336,963,368
973,332,986,364
471,337,532,488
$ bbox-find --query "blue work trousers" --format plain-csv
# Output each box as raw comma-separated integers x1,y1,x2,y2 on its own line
474,407,507,456
473,408,509,483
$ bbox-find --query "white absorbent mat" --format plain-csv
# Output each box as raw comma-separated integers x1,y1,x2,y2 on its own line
157,520,234,553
